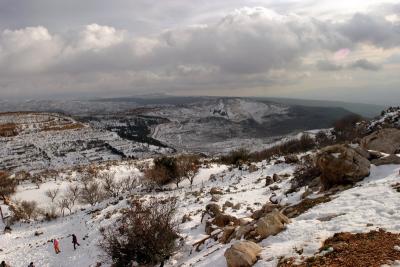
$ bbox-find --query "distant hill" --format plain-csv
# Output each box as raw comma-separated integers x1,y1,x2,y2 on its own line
256,97,385,118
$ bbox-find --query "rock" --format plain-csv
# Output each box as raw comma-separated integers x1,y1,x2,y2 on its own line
239,217,253,226
316,144,370,189
182,214,192,223
265,176,274,186
269,185,280,191
209,174,218,182
224,241,262,267
223,201,234,208
368,150,384,160
361,128,400,154
220,226,236,244
232,203,241,210
211,194,222,202
234,224,255,240
284,154,299,164
34,231,43,236
213,213,239,227
248,164,258,173
371,154,400,166
205,203,221,217
251,203,280,220
272,174,282,182
255,209,290,239
210,187,223,195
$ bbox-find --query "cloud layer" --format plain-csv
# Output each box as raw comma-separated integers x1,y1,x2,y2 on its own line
0,1,399,103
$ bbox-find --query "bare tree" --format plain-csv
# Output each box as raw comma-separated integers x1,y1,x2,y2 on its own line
66,183,80,206
20,200,38,220
45,187,60,203
177,155,200,189
119,176,138,193
58,197,73,216
32,175,42,189
100,172,121,198
80,180,103,206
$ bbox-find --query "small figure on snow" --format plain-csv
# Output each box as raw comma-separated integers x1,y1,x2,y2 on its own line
72,234,80,250
0,261,9,267
53,239,61,254
28,262,35,267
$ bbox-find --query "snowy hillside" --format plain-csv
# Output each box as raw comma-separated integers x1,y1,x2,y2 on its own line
1,154,400,266
0,112,170,172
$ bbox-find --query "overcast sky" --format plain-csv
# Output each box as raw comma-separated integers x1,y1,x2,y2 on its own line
0,0,399,104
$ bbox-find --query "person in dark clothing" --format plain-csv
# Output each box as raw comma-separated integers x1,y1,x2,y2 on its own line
28,263,35,267
72,234,80,250
1,261,8,267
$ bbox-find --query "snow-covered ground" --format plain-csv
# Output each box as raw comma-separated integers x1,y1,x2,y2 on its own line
2,155,400,267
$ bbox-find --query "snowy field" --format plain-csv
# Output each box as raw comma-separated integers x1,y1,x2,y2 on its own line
1,157,400,267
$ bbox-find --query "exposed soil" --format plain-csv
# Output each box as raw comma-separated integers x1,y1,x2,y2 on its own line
283,195,332,218
279,229,400,267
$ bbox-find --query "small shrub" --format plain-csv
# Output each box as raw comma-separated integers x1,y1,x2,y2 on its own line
248,134,317,163
145,156,179,187
100,197,179,266
41,205,59,221
333,114,364,142
290,155,321,190
79,179,104,206
11,200,39,221
315,131,334,147
0,171,16,202
176,154,200,188
220,148,250,166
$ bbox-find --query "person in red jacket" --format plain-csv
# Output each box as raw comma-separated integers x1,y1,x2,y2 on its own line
53,239,61,254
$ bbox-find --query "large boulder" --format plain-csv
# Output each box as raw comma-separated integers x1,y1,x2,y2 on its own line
255,209,290,239
371,154,400,166
316,144,370,188
361,128,400,154
224,241,262,267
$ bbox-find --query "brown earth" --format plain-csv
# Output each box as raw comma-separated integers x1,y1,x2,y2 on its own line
279,229,400,267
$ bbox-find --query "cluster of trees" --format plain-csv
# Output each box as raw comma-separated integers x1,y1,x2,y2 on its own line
145,154,201,189
42,173,139,218
0,169,139,222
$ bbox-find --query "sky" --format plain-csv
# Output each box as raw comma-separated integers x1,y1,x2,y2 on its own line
0,0,399,104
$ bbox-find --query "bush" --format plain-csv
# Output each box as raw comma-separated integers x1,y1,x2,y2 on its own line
333,114,364,142
145,156,179,187
20,200,38,220
40,205,59,221
79,178,104,206
315,131,334,147
220,148,250,166
11,200,39,221
176,154,200,188
248,134,317,162
0,171,16,202
100,197,179,266
290,155,321,190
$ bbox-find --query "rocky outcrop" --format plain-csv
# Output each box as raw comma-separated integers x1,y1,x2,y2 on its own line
371,154,400,166
361,128,400,154
316,144,370,188
224,241,262,267
255,209,290,239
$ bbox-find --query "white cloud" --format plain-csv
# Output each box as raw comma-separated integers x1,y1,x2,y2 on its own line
0,26,62,73
76,24,125,51
0,5,399,102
